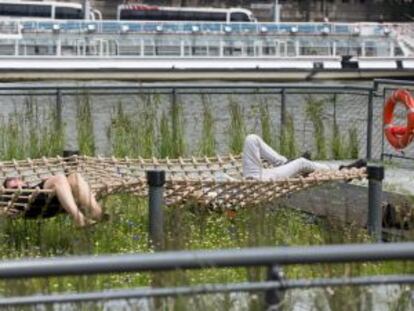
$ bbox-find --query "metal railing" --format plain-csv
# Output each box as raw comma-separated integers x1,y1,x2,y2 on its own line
0,82,380,159
0,80,412,308
0,242,412,308
0,20,409,58
0,79,412,160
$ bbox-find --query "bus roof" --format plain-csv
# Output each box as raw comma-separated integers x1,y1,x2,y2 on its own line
0,0,82,9
118,5,253,15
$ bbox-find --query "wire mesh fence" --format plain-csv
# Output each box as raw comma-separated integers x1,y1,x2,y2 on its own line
0,83,378,160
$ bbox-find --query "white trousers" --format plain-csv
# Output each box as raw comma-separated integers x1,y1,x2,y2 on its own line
242,134,331,181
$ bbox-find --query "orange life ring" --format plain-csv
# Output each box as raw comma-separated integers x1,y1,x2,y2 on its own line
384,89,414,149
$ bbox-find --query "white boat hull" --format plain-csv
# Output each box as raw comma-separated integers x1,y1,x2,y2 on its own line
0,57,412,81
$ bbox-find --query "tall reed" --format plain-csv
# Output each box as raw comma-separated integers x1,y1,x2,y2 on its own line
305,96,327,160
259,99,273,147
199,95,216,156
0,96,64,160
228,97,246,154
279,114,297,159
76,91,95,156
159,111,172,158
140,94,157,157
331,95,345,159
348,127,359,158
170,94,186,157
109,101,139,157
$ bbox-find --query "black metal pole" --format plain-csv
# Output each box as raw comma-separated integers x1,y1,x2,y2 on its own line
366,90,374,160
280,88,286,131
147,170,165,250
367,165,384,242
280,88,287,149
171,88,178,156
56,88,62,133
265,265,285,310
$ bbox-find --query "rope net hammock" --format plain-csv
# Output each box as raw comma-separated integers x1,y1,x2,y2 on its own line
0,155,367,218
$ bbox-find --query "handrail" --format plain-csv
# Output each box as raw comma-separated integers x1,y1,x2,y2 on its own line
0,242,412,279
1,275,413,307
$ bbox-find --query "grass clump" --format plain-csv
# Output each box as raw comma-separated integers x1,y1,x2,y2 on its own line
108,95,158,158
280,114,297,159
170,94,186,157
76,91,95,156
228,97,246,154
331,95,346,160
199,95,216,156
259,100,274,148
0,96,64,160
305,96,327,160
108,102,140,157
348,127,360,159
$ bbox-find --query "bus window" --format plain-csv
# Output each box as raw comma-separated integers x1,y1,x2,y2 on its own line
230,12,250,22
55,7,83,19
0,3,52,18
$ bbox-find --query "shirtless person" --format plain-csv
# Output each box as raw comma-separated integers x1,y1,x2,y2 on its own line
3,173,103,227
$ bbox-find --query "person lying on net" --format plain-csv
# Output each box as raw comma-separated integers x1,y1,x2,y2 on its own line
242,134,366,180
3,173,103,228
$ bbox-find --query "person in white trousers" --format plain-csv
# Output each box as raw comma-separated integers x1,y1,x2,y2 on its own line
242,134,365,181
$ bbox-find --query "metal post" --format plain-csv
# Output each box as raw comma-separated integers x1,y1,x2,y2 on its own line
147,170,165,250
56,88,62,133
366,90,374,160
171,88,179,157
265,265,285,310
280,88,287,148
82,0,90,20
367,165,384,242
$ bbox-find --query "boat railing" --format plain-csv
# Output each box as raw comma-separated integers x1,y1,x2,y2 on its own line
0,20,401,37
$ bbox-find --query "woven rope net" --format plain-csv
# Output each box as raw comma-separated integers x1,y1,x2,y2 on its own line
0,155,366,217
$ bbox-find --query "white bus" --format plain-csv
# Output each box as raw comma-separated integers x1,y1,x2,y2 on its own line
0,0,101,20
117,4,256,22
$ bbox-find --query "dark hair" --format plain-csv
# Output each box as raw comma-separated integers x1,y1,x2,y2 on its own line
2,177,19,188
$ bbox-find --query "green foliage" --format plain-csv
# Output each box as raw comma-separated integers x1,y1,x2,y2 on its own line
331,121,345,160
108,102,140,157
0,201,411,310
170,95,186,157
159,111,172,158
108,95,158,158
280,114,297,159
259,101,273,147
76,92,95,156
305,96,327,160
0,96,64,160
228,97,246,154
348,127,360,159
199,95,216,156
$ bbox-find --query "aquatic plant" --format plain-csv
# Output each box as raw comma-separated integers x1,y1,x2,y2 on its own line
159,111,173,158
331,95,346,160
109,101,139,157
0,95,64,160
170,94,186,157
228,97,246,154
348,127,360,159
199,95,216,156
305,96,327,160
76,91,95,156
259,100,273,147
279,113,297,159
